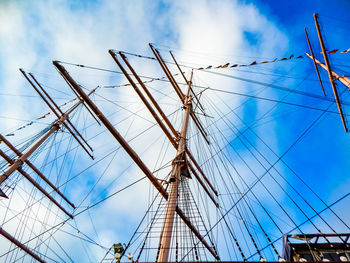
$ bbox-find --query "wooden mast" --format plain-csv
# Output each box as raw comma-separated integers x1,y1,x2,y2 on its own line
53,61,219,260
157,71,193,263
313,13,348,132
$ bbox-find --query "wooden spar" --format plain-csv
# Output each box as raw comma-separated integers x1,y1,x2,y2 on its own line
314,13,348,132
117,51,180,140
304,28,326,96
0,149,73,218
53,60,168,198
0,227,46,263
149,43,185,102
29,73,94,152
115,51,217,204
150,45,210,145
0,88,95,187
186,148,218,196
53,61,218,260
0,134,75,208
108,50,178,149
157,71,193,263
305,53,350,90
19,69,94,159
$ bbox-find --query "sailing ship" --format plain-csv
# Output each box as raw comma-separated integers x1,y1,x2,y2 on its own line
0,13,350,262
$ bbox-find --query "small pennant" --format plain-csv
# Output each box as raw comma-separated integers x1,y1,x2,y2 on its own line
37,115,47,120
328,49,339,54
221,63,230,68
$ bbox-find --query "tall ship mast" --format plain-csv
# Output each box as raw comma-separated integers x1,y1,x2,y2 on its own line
0,11,350,263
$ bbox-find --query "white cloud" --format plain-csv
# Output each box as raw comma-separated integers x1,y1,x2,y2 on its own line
0,0,295,262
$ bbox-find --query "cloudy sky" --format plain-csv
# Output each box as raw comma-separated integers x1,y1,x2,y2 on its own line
1,0,350,262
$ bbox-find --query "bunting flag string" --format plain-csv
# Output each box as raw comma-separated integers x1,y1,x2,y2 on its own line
197,54,304,71
340,48,350,53
194,48,348,71
321,48,350,54
5,97,78,136
110,47,349,74
328,49,339,54
104,47,349,89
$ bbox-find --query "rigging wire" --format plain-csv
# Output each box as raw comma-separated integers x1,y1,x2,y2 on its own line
207,95,336,257
181,81,347,261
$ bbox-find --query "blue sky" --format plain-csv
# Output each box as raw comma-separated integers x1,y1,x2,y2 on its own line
0,0,350,262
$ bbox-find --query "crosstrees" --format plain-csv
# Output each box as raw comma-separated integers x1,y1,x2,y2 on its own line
19,69,94,159
109,50,218,207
